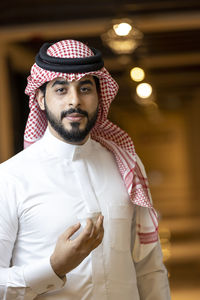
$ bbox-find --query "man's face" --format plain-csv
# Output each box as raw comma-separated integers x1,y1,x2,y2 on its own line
37,75,99,144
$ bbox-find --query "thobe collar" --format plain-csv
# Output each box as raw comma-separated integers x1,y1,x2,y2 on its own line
41,127,93,161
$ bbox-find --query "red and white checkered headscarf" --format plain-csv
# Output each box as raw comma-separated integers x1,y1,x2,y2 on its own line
25,40,152,209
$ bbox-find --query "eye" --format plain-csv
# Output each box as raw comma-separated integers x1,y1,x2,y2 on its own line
80,86,91,93
55,87,67,94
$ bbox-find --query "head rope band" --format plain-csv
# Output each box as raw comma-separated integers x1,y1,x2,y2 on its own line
36,42,104,73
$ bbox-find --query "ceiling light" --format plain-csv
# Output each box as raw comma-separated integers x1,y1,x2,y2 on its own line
130,67,145,82
113,22,132,36
101,19,143,55
136,83,152,98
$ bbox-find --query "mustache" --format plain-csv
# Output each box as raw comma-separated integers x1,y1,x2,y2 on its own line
61,108,89,120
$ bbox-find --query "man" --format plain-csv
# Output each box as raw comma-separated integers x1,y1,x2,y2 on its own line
0,40,171,299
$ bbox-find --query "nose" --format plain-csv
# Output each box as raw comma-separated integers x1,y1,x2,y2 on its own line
68,87,81,108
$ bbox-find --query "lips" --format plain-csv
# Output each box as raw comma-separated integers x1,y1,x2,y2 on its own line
65,113,85,121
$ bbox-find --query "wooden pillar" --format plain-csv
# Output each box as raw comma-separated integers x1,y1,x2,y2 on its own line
0,45,14,162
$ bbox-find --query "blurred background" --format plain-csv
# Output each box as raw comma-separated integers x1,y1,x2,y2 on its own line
0,0,200,298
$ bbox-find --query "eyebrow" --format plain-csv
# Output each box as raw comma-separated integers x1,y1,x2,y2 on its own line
51,79,94,88
51,80,69,88
79,79,94,86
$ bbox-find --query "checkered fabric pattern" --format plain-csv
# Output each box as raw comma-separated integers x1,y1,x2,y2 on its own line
24,40,152,209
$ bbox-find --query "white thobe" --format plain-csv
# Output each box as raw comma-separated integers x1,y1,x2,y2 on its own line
0,128,170,300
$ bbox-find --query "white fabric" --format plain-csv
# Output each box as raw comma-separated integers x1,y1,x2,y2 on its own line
0,129,170,300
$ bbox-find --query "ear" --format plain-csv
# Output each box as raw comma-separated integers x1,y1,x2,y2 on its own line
36,89,45,110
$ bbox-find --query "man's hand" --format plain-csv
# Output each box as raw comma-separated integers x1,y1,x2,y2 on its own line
50,215,104,278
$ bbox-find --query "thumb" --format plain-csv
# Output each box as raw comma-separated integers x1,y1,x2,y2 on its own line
62,223,81,240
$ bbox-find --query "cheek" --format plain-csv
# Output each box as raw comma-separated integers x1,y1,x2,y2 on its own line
88,96,99,112
45,103,61,121
87,105,98,118
46,98,62,113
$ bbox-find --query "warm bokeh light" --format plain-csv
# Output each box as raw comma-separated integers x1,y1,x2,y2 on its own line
136,83,152,98
159,227,171,262
130,67,145,82
107,39,138,54
113,22,132,36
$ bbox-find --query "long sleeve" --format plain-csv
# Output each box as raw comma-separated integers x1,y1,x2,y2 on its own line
134,242,171,300
131,154,171,299
131,207,171,300
0,177,65,300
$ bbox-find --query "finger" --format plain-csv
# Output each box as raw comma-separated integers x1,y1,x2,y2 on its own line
75,218,94,244
91,228,104,250
92,215,104,238
61,223,81,240
95,222,104,242
83,218,94,238
96,226,104,241
96,215,104,229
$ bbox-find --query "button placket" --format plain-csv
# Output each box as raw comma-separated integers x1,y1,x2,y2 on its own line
72,158,100,213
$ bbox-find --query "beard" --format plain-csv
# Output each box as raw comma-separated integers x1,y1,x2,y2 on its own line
44,100,98,143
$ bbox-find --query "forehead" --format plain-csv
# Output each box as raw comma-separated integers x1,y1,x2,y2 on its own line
48,75,95,87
